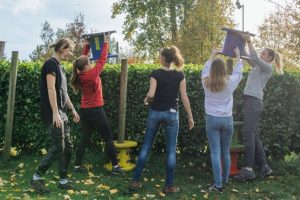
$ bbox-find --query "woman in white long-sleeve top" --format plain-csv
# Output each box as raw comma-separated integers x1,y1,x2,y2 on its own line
202,48,243,192
234,33,283,182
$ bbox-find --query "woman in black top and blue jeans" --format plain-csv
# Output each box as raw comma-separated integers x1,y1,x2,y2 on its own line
130,46,194,194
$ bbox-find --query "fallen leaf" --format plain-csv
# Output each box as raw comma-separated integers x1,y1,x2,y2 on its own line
96,184,110,190
10,147,18,157
84,178,94,185
67,189,75,195
40,148,47,155
158,192,165,197
232,188,239,193
80,190,89,195
17,163,24,169
203,193,209,199
132,193,139,199
255,188,260,193
63,194,71,200
143,178,148,182
146,194,155,198
154,184,161,188
109,189,118,194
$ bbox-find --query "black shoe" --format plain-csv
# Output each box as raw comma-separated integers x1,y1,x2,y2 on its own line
29,179,50,195
112,166,124,175
208,184,223,193
234,168,256,182
58,182,75,190
259,165,273,179
73,166,88,174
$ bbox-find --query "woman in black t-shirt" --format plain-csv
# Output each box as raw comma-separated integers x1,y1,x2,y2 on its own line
130,46,194,194
30,38,80,194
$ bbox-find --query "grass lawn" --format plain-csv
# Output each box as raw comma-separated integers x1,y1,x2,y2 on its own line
0,151,299,200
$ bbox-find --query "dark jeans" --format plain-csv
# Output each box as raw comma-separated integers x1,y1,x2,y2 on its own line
242,95,267,168
132,109,179,187
36,120,73,179
75,106,118,166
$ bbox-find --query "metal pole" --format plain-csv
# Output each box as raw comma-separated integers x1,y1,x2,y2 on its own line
242,5,245,31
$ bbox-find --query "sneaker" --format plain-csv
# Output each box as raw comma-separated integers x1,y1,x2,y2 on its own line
163,186,178,194
112,166,124,175
234,168,256,182
58,182,75,190
29,179,50,195
259,165,273,179
129,180,141,191
208,184,223,193
73,166,88,174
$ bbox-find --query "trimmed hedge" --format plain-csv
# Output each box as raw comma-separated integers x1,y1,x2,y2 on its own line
0,60,300,161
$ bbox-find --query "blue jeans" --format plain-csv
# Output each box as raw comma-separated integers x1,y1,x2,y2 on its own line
206,114,233,188
132,109,179,187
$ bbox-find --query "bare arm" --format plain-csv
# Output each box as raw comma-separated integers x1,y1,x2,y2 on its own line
144,77,157,105
180,78,194,130
46,74,62,128
65,94,80,123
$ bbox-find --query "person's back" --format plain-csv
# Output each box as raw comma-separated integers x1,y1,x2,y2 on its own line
150,69,184,112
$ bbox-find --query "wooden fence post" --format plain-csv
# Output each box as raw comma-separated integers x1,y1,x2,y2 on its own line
117,59,128,143
3,51,18,161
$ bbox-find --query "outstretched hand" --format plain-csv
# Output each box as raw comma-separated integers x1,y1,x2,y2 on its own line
104,32,110,42
233,47,241,59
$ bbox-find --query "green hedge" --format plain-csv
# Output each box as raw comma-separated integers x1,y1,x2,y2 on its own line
0,60,300,160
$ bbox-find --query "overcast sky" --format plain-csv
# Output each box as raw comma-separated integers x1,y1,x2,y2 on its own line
0,0,288,60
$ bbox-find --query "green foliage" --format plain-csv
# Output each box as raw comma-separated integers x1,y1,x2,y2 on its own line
1,60,300,161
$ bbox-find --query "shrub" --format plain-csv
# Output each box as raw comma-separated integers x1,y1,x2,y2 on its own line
0,60,300,161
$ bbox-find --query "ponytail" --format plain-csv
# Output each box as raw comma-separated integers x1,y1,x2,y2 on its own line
70,55,89,93
71,60,81,94
274,52,283,75
161,46,184,69
266,48,284,75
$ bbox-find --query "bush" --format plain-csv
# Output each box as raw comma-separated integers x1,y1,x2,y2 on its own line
1,60,300,161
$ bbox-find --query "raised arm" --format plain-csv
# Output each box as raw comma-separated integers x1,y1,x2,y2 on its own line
201,49,218,79
239,33,272,72
229,47,244,91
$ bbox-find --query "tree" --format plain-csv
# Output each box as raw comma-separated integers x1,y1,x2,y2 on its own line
30,21,54,61
112,0,234,63
177,0,234,63
257,0,300,66
30,13,86,61
112,0,197,60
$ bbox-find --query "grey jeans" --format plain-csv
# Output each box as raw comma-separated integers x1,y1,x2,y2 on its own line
36,120,73,179
242,95,267,168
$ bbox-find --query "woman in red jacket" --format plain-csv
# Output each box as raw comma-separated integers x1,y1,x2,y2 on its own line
71,33,122,175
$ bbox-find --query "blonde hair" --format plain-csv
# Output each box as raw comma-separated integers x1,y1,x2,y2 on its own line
265,48,284,75
160,46,184,69
50,38,74,53
204,58,228,92
70,56,89,93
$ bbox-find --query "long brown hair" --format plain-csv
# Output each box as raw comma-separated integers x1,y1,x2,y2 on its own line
70,56,89,93
161,46,184,69
265,48,284,74
50,38,74,53
204,58,228,92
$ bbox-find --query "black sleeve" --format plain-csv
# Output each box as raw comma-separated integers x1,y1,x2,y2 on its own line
149,70,158,80
179,71,185,82
44,59,58,77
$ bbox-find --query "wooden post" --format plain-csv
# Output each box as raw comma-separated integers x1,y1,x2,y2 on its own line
3,51,18,161
118,59,128,143
0,41,5,59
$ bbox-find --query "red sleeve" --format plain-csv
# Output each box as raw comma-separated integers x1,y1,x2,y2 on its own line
94,41,108,75
82,44,90,56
